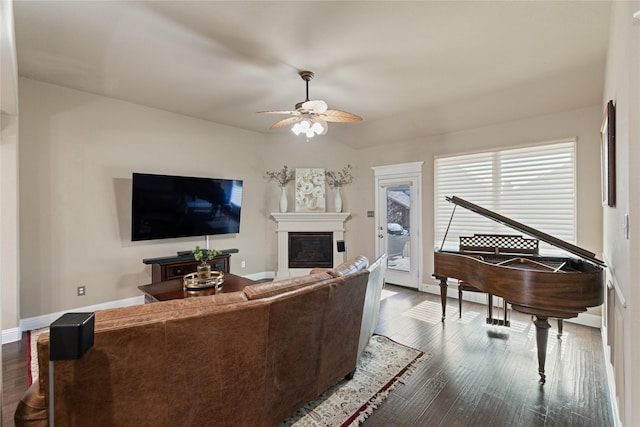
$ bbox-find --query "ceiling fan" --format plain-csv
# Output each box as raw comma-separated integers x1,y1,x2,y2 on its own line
258,70,362,138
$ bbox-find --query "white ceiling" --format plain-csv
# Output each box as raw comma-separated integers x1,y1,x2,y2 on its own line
12,1,611,149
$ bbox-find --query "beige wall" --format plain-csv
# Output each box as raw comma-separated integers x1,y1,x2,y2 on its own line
16,78,362,321
18,78,271,318
14,78,607,324
1,113,19,331
602,1,640,425
1,0,20,336
352,106,604,294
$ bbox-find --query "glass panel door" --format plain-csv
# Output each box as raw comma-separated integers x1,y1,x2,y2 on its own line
373,162,423,289
385,184,411,273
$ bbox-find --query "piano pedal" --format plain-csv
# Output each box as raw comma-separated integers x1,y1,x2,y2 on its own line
485,318,511,327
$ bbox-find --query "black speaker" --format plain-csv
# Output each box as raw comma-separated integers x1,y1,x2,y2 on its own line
49,312,95,361
337,240,346,252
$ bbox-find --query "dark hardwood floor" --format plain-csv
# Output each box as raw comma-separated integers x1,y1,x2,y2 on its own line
2,330,28,427
2,284,614,426
365,285,614,427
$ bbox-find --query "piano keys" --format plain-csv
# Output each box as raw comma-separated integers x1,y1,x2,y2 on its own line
433,196,605,384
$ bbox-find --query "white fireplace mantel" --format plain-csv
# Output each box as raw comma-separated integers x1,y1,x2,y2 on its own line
271,212,351,278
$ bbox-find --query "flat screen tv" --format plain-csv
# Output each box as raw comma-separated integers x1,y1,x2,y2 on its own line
131,173,243,241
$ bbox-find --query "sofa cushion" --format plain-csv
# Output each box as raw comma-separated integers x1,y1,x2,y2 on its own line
243,272,332,300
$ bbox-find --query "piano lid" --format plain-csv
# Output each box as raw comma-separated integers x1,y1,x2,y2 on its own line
445,196,606,267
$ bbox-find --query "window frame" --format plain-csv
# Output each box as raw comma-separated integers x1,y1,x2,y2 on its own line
434,139,577,256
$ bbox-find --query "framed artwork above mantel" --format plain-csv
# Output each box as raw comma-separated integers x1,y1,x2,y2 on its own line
600,100,616,207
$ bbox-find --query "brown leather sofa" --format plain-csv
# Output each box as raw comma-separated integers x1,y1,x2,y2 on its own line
15,256,376,427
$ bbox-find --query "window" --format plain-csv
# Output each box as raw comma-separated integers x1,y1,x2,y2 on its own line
434,140,576,255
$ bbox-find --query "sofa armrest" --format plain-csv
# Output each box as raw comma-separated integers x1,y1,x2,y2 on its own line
325,255,369,278
357,254,388,358
243,272,332,300
14,382,48,427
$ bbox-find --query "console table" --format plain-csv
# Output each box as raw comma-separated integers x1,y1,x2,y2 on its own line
138,273,256,303
143,249,238,283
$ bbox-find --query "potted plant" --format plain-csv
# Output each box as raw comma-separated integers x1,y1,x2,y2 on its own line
265,165,295,212
325,165,354,213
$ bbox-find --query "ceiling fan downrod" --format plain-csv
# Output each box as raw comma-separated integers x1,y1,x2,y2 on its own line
299,70,314,103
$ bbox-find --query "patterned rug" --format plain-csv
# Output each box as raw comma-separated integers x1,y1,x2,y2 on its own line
28,331,427,426
278,335,429,427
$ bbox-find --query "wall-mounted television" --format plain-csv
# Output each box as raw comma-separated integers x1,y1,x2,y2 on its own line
131,173,243,241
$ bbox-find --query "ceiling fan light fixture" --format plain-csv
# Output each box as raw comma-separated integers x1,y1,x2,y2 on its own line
310,121,324,135
259,70,361,140
291,120,308,136
291,119,324,138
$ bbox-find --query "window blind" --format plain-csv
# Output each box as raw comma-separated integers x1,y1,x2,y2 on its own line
434,140,576,255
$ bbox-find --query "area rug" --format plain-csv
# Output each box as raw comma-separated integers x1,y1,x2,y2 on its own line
278,335,429,427
27,327,48,387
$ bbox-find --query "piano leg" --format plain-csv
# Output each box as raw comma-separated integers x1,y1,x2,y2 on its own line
557,319,563,337
502,298,510,327
438,276,448,321
487,294,494,324
533,316,551,384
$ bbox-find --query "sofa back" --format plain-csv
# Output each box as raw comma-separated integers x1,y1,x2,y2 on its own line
43,298,272,427
18,257,370,427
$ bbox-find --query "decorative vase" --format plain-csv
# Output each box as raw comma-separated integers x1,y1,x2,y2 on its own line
279,186,288,213
334,187,343,213
197,262,211,281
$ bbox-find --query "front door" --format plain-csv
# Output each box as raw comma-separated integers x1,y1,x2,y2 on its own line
373,162,423,288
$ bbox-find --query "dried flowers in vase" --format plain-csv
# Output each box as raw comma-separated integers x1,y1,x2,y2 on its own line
266,165,295,212
326,165,354,213
325,165,354,189
265,165,295,187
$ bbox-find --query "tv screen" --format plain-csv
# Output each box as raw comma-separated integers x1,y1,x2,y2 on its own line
131,173,243,241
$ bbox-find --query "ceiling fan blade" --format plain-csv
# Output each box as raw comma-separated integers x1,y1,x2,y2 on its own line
322,109,363,123
271,116,302,129
257,110,298,115
301,100,328,114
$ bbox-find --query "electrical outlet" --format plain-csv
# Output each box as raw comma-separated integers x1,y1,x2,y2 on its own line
77,286,86,296
241,260,246,269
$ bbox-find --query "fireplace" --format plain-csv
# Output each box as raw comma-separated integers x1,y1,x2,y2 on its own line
288,232,333,268
271,212,351,278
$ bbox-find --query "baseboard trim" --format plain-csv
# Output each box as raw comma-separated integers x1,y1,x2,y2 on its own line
601,324,624,426
3,272,277,344
243,271,275,281
421,283,602,329
6,295,145,344
2,327,21,344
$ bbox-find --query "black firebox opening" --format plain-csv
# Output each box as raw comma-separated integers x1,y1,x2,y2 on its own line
288,232,333,268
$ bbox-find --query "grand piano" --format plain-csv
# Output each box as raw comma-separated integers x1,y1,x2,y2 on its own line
433,196,605,384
